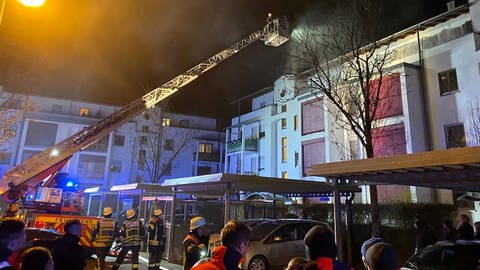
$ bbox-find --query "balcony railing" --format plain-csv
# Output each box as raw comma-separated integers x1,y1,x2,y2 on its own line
226,138,257,153
192,152,221,162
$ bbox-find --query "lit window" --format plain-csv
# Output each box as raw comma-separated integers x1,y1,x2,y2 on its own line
162,118,171,127
281,118,287,129
114,135,125,147
294,115,298,131
4,129,16,137
438,69,459,95
445,123,466,148
281,104,287,113
282,137,287,163
0,152,12,164
164,139,174,151
79,108,89,117
281,171,288,179
199,143,213,153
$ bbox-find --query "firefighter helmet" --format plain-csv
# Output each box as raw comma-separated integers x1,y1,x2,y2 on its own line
190,216,206,231
103,207,113,216
8,203,19,213
153,208,162,216
125,209,136,219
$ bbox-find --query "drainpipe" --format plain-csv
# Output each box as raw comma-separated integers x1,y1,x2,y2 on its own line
416,26,433,151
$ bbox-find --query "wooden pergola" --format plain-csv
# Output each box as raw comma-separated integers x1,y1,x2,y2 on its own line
308,146,480,191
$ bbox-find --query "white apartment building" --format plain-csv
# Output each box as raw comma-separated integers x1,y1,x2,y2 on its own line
0,89,224,189
225,3,480,205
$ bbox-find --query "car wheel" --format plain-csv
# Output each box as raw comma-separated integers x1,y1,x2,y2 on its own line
248,255,268,270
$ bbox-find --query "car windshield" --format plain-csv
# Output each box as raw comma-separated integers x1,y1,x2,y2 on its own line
250,222,279,241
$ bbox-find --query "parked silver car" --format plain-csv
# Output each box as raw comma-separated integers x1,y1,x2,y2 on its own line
242,219,324,270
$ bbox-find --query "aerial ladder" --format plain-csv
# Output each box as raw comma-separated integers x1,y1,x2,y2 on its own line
0,16,289,212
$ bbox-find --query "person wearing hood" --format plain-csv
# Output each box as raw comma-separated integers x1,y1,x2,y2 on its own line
183,216,210,270
192,220,250,270
0,218,26,270
51,219,85,270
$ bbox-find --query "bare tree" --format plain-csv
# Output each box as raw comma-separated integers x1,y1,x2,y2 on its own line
136,101,195,183
290,0,403,237
0,92,33,153
467,98,480,146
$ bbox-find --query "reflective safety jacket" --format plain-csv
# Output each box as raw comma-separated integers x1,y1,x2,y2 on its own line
92,218,117,247
121,219,144,246
148,218,165,246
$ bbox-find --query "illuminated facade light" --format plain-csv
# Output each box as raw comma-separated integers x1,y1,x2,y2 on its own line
50,149,60,157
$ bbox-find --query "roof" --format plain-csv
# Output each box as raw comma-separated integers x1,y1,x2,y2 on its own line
308,146,480,192
162,173,360,196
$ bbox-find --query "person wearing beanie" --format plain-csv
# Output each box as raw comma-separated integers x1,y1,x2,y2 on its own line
363,243,398,270
303,224,352,270
361,238,384,259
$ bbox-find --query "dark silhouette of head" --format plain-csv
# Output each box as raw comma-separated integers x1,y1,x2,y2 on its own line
304,224,337,260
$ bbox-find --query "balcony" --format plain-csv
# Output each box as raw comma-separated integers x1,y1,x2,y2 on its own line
192,152,221,162
227,138,258,153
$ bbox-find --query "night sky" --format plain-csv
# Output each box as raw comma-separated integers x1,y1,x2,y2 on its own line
0,0,461,120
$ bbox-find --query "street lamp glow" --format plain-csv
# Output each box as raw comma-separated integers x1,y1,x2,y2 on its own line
18,0,45,7
50,149,59,157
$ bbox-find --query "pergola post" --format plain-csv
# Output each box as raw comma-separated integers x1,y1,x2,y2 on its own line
333,183,343,261
168,188,177,262
224,183,232,224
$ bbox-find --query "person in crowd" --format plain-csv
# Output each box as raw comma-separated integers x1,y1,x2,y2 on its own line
441,218,456,241
360,238,384,261
111,209,144,270
456,214,474,240
183,216,210,270
191,220,250,270
414,216,437,253
303,224,351,270
19,247,53,270
91,207,118,270
363,243,398,270
51,219,85,270
0,218,26,270
147,209,165,270
474,221,480,240
2,204,20,219
285,257,307,270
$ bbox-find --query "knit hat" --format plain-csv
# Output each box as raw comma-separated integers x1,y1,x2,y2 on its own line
303,224,337,260
365,243,398,270
361,237,384,257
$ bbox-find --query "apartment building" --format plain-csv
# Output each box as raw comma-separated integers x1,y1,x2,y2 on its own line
225,3,480,204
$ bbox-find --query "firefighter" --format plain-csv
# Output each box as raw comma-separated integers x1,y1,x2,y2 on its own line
111,209,144,270
91,207,117,270
147,209,165,270
183,216,210,270
2,203,20,219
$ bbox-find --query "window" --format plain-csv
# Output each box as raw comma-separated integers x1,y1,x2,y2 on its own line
0,152,12,164
140,136,148,145
259,101,266,108
199,143,213,153
281,171,288,179
294,151,299,167
179,119,189,128
114,135,125,147
281,118,287,129
281,137,287,163
349,140,359,160
281,104,287,113
52,104,63,113
141,125,149,133
373,123,407,157
445,123,466,148
164,139,174,151
294,115,298,131
269,224,296,242
77,155,106,179
259,131,265,138
138,150,146,169
79,108,89,117
110,160,122,172
302,99,324,135
85,136,108,152
25,121,57,147
438,69,459,95
162,164,172,176
302,138,325,176
162,118,171,127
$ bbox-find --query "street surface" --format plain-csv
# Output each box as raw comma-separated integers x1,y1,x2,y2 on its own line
100,253,182,270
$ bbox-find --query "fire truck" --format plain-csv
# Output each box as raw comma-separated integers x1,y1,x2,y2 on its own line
0,15,288,241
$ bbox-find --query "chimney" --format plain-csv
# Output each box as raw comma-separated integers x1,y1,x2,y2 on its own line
447,1,455,11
